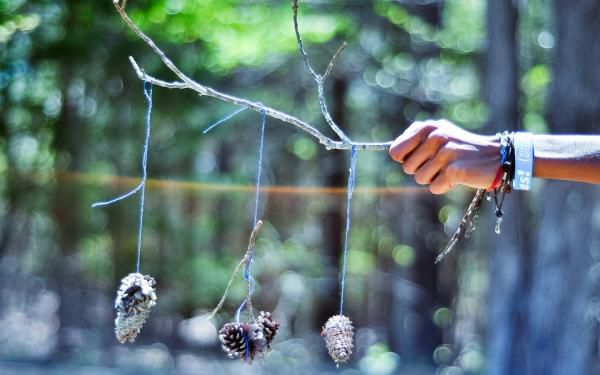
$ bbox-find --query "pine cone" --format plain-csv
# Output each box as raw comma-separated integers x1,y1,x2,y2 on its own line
218,322,267,363
257,311,280,349
114,273,157,343
321,314,354,365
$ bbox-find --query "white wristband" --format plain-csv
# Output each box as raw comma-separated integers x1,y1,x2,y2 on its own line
513,132,534,190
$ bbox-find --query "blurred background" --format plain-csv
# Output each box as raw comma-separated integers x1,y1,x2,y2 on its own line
1,0,600,374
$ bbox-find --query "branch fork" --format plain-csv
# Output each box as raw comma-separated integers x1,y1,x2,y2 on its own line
113,0,393,151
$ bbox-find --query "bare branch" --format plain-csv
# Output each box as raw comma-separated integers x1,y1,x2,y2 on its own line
292,0,320,80
128,57,188,89
207,220,264,320
115,2,392,151
292,0,350,142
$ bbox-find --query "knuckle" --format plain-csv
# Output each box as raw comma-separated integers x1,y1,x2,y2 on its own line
428,129,449,144
409,120,437,137
438,144,457,161
419,122,439,136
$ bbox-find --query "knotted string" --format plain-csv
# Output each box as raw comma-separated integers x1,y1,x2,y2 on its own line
92,81,153,274
236,108,267,324
339,145,357,315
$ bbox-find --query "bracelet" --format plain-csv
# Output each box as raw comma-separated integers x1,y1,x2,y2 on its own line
491,132,516,234
513,132,534,190
487,166,503,192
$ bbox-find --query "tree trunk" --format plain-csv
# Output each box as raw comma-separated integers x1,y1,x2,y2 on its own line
483,1,531,374
485,1,600,373
524,1,600,373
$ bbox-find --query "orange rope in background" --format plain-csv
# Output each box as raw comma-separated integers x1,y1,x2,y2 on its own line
54,171,428,196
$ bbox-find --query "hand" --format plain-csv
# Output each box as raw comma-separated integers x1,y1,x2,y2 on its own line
389,120,501,194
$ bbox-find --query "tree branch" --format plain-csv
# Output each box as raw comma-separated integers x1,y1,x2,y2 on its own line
113,0,392,151
292,0,350,142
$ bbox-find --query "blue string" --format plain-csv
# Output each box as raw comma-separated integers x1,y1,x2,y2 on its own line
243,332,250,361
91,182,144,208
136,81,153,273
339,145,357,315
236,108,266,322
91,81,153,274
202,107,246,134
235,297,247,324
252,109,266,228
234,276,255,324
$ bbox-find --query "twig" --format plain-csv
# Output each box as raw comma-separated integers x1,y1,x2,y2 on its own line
292,0,350,142
434,189,485,264
323,42,347,81
114,1,392,151
206,220,264,320
292,0,319,81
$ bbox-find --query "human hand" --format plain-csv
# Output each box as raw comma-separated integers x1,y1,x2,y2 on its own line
389,120,501,194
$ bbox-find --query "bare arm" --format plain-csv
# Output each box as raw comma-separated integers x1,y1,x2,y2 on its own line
533,135,600,185
388,120,600,194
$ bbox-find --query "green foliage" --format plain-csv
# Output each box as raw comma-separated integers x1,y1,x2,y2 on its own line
131,0,352,73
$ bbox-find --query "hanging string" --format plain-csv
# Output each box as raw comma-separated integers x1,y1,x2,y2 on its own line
92,81,153,274
252,109,266,228
202,107,246,134
236,108,267,324
135,81,153,273
339,145,357,315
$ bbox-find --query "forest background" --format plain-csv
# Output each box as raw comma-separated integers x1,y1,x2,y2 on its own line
1,0,600,374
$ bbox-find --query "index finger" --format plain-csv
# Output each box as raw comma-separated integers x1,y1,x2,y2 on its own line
388,121,439,163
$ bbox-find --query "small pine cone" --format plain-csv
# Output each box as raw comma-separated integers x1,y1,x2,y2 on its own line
114,273,157,343
218,322,267,363
256,311,280,349
321,314,354,365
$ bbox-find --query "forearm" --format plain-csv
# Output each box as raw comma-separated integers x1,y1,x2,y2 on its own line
534,135,600,184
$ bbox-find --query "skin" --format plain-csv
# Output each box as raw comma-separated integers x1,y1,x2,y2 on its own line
389,119,600,194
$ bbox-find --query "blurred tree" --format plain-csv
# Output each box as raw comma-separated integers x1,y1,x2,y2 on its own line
486,0,600,373
525,0,600,373
483,0,530,374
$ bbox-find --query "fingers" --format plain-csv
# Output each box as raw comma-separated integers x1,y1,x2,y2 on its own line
389,120,501,193
389,121,439,163
402,130,450,175
429,163,464,194
414,146,452,185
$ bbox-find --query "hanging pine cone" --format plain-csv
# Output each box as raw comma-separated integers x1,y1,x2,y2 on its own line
322,314,354,365
218,322,267,363
114,273,157,343
256,311,280,349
